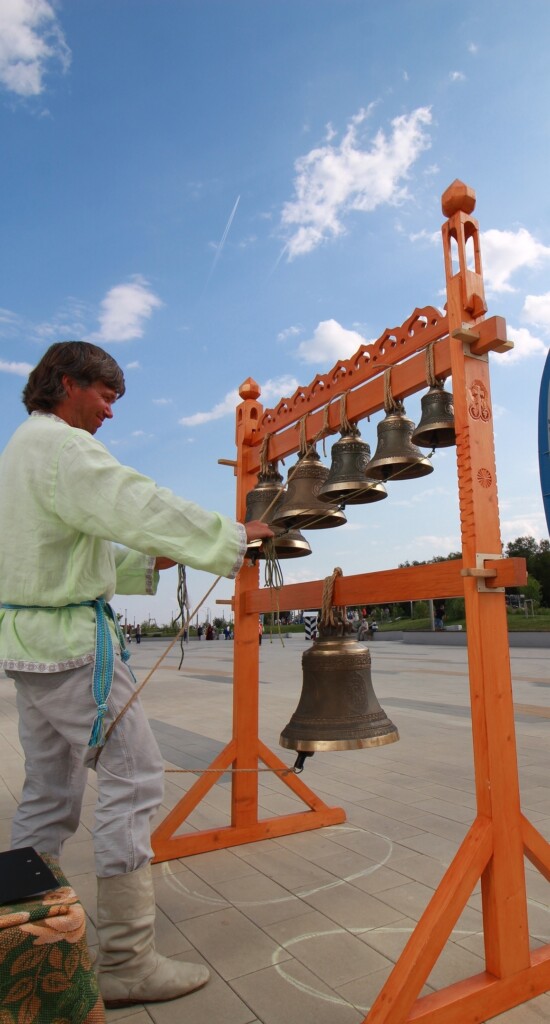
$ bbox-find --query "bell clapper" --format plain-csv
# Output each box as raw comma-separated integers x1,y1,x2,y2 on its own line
292,751,314,773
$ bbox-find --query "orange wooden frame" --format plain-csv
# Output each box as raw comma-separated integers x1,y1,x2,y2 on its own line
152,179,550,1022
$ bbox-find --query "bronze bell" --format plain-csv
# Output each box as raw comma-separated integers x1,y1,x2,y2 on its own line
271,447,347,531
280,621,399,753
318,426,388,506
366,403,434,481
245,464,312,559
411,382,456,449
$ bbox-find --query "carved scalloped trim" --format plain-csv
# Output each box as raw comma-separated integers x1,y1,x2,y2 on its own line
260,306,447,430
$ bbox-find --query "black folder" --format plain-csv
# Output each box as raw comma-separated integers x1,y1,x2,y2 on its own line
0,847,61,905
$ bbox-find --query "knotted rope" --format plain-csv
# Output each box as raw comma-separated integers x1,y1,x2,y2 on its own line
319,566,345,627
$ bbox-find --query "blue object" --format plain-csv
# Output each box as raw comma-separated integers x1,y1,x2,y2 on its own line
538,348,550,535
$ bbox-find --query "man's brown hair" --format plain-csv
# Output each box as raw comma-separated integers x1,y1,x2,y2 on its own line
22,341,126,413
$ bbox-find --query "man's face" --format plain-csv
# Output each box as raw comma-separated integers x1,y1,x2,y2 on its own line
61,377,118,434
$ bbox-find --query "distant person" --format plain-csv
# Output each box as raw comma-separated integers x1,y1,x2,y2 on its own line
435,603,446,631
135,623,141,644
206,623,214,640
259,620,263,645
197,624,203,641
0,340,272,1009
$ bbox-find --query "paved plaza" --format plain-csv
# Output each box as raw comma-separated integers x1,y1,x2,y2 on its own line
1,634,550,1023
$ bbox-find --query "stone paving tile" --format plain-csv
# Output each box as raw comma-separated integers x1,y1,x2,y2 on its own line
60,836,97,877
211,873,311,927
412,796,475,823
105,1006,154,1022
382,849,448,887
354,915,419,961
345,864,412,896
336,966,433,1016
229,960,362,1024
106,1013,153,1024
390,828,462,861
184,847,258,884
152,861,230,922
344,805,428,841
491,992,550,1021
178,906,292,981
263,908,393,987
298,879,405,932
424,937,485,989
232,839,343,892
146,954,257,1024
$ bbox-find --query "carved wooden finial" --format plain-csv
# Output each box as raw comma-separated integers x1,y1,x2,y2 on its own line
239,377,261,401
441,180,477,218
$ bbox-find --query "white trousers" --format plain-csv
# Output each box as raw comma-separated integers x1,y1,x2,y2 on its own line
8,657,165,877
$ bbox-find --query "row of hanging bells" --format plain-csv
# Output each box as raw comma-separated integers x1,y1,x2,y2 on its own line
245,351,455,554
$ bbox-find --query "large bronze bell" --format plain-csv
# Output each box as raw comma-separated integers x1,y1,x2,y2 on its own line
245,464,312,559
366,403,434,481
411,382,456,449
280,622,399,753
271,447,347,531
318,426,387,506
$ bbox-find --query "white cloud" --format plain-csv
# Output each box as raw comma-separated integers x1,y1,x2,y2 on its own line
408,534,460,552
501,513,548,544
153,397,172,405
281,105,432,259
277,325,302,342
449,71,466,82
523,291,550,332
0,359,33,376
499,326,548,363
93,276,163,343
0,307,20,324
296,319,367,365
179,375,300,427
0,0,71,97
126,360,141,370
481,228,550,293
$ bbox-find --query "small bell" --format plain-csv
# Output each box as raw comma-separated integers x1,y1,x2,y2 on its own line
366,402,434,481
318,425,387,506
280,619,399,753
245,464,312,560
411,382,456,448
272,447,347,531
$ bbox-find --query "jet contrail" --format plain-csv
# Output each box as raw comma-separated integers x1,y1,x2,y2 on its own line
202,195,240,294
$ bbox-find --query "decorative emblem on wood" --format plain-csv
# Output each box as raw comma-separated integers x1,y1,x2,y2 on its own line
468,379,491,421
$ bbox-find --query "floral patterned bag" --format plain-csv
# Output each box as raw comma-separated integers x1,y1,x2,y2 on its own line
0,856,105,1023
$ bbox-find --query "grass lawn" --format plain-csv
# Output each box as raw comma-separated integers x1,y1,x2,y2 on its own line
377,612,550,633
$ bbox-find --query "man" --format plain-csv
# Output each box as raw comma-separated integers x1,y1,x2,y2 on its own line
0,341,272,1009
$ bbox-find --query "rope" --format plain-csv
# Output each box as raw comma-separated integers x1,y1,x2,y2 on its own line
165,767,294,775
426,342,438,387
319,566,344,627
174,564,190,669
383,367,401,413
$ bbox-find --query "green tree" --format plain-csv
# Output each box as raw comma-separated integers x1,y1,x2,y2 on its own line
505,537,550,607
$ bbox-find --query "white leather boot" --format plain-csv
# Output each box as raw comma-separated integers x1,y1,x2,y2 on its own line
96,864,209,1007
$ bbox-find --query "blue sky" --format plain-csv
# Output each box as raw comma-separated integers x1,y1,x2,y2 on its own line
1,0,550,627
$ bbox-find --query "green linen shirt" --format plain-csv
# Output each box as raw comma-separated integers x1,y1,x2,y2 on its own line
0,412,246,671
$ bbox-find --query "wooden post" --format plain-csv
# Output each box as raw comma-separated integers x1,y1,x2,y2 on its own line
364,181,550,1024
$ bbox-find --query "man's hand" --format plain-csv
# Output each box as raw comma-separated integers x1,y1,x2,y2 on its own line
244,520,274,543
